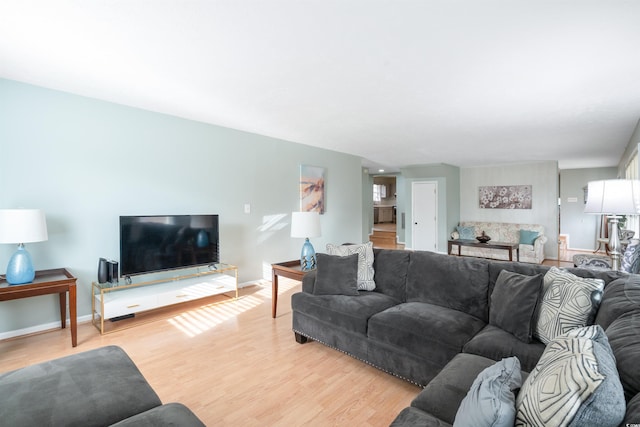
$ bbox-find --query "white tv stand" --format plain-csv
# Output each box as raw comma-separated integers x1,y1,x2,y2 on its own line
92,263,237,334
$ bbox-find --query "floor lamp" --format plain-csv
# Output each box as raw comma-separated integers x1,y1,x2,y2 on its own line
584,179,640,270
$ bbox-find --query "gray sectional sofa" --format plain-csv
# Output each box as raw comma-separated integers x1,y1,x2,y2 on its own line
0,345,204,427
291,249,640,426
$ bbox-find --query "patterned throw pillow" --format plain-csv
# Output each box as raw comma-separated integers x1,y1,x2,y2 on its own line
535,267,604,344
456,225,475,240
326,242,376,291
516,325,625,427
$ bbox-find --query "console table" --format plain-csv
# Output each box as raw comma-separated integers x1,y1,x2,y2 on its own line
0,268,77,347
448,239,520,262
271,260,312,318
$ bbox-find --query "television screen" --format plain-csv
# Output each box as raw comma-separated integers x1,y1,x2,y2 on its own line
119,214,219,277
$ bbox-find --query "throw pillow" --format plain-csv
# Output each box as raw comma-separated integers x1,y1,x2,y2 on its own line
519,230,539,245
457,225,475,240
515,325,625,427
326,242,376,291
535,267,604,344
312,253,359,296
490,270,543,343
453,357,522,427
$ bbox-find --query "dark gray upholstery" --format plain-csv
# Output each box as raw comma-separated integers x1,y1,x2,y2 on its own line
463,324,545,372
390,407,452,427
110,403,205,427
0,345,203,427
368,302,485,364
406,252,490,321
290,249,640,427
291,291,400,335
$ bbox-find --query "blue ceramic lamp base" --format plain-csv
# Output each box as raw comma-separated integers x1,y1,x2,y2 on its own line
6,244,35,285
300,238,317,271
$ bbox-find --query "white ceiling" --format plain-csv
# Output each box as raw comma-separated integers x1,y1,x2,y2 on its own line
2,1,639,171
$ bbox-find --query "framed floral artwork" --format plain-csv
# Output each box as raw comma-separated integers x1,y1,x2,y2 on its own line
479,185,532,209
300,165,325,213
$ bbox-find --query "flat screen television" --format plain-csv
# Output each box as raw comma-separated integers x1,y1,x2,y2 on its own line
119,214,219,277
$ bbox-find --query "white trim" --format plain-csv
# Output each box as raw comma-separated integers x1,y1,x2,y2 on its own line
0,315,92,341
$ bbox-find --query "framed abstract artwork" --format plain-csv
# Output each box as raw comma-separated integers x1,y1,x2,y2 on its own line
479,185,532,209
300,165,325,213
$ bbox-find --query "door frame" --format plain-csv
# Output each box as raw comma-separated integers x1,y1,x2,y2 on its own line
411,180,438,251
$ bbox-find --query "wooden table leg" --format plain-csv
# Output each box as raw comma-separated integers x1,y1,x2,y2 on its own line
271,271,278,318
508,248,513,261
69,284,77,347
59,292,67,329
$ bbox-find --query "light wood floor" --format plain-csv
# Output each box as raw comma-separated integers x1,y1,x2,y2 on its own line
0,278,418,426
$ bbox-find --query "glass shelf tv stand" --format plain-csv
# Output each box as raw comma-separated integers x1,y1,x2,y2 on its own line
92,263,238,334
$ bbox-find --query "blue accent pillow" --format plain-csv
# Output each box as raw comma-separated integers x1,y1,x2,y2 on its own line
457,226,475,240
519,230,539,245
454,357,522,427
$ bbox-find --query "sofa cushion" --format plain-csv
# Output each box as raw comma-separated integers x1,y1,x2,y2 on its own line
453,357,522,427
463,324,545,372
519,229,539,245
515,325,625,427
291,291,400,335
605,312,640,400
390,407,452,427
406,251,490,322
624,393,640,427
411,353,500,425
595,275,640,330
0,345,162,427
313,253,359,296
535,267,604,344
326,242,376,291
490,270,543,343
372,249,410,302
456,225,475,240
109,403,205,427
368,302,486,366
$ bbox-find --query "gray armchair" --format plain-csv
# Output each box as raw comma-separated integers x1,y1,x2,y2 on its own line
574,238,640,273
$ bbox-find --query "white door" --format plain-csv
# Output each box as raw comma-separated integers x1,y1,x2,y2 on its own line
412,181,438,251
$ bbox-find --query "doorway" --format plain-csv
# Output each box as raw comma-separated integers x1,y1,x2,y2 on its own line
371,175,398,248
411,181,438,251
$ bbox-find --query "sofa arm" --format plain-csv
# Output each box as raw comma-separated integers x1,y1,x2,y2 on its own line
533,234,547,250
451,231,460,239
302,269,316,294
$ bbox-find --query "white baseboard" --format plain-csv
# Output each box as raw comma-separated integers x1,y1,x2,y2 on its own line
0,315,93,341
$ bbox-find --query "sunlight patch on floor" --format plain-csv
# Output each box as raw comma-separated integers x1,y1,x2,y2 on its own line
167,295,263,337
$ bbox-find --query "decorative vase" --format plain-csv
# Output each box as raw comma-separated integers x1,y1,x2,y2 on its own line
476,231,491,243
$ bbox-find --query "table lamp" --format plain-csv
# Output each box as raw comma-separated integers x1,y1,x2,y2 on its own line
584,179,640,270
291,211,321,270
0,209,49,285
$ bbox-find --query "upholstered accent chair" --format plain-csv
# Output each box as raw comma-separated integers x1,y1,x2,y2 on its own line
574,238,640,274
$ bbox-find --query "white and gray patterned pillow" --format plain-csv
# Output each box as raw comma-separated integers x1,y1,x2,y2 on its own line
326,242,376,291
535,267,604,344
516,325,625,427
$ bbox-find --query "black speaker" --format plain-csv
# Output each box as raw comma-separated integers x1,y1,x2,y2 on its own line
107,260,119,283
98,258,108,283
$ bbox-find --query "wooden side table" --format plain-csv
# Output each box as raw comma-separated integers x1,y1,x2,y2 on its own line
271,260,312,318
0,268,77,347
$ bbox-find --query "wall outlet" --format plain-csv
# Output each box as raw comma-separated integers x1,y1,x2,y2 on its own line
244,203,251,214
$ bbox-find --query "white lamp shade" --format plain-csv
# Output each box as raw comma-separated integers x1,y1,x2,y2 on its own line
0,209,49,244
584,180,640,215
291,211,321,238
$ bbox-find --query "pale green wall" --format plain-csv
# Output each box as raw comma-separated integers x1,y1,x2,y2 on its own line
0,78,362,335
460,161,559,259
399,164,461,251
560,167,618,250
